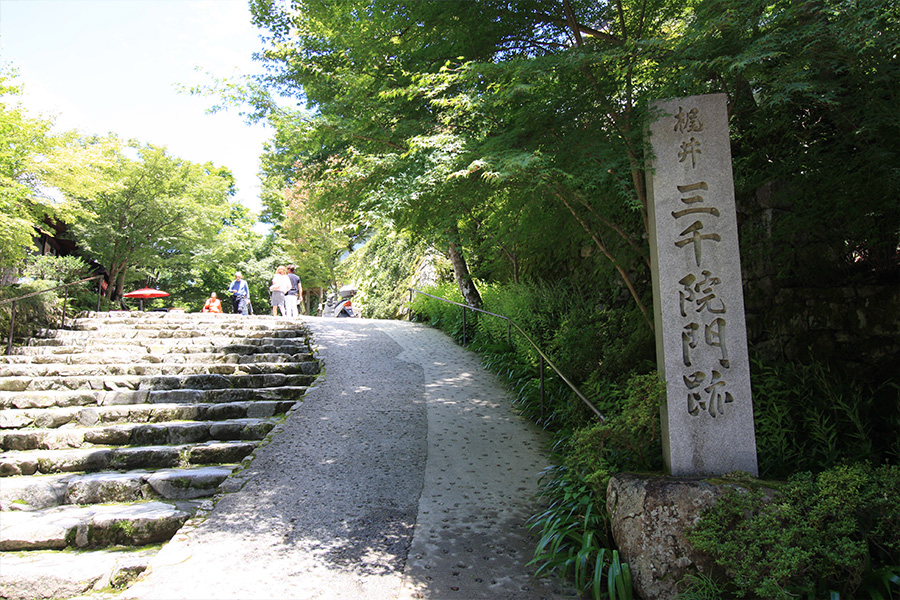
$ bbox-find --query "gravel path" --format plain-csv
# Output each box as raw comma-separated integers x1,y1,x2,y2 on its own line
121,317,571,600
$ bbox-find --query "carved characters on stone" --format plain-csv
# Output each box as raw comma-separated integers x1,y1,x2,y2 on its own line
647,93,758,476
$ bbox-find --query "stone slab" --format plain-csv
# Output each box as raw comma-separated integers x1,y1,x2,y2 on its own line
0,501,191,550
145,466,235,500
0,547,156,600
646,93,758,476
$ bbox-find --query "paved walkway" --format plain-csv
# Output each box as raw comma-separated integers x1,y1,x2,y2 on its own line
121,318,571,600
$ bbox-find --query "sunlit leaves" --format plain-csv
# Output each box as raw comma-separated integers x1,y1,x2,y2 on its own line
40,137,233,295
0,68,56,270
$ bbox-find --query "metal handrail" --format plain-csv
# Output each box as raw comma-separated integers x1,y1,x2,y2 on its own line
408,288,605,422
1,275,104,355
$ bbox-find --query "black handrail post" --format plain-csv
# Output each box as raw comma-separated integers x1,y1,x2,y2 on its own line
96,283,102,312
461,306,467,345
61,287,68,329
7,300,16,355
539,355,545,421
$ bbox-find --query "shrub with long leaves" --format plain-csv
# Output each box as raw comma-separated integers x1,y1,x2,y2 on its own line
751,358,899,477
528,465,633,600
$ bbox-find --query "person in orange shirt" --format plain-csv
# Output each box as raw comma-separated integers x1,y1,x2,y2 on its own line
202,292,223,313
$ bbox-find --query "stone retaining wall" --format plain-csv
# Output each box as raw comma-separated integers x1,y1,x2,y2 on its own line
739,181,899,378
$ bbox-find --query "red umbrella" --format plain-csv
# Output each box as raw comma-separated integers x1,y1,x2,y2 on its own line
122,287,170,311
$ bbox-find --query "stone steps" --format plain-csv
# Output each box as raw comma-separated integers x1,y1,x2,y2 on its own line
1,417,278,451
0,312,318,596
1,466,236,510
0,360,316,378
20,336,311,350
1,547,158,600
1,400,296,429
0,372,316,393
0,441,258,476
0,385,310,410
0,351,314,365
10,334,311,347
1,500,198,550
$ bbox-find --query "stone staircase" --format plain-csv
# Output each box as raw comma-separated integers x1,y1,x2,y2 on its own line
0,312,318,599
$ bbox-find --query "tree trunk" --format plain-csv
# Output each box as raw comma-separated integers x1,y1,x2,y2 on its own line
109,261,128,303
447,227,482,310
104,262,120,300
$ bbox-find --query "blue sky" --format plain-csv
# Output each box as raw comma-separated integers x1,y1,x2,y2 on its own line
0,0,273,218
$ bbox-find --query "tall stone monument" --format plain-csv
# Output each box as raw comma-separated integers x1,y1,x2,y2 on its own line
646,93,758,477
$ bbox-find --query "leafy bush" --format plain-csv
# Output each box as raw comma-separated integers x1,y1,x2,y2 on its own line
341,228,431,319
474,281,653,385
409,281,472,340
24,254,89,284
565,373,665,497
689,463,900,599
411,279,653,390
0,280,60,340
676,572,727,600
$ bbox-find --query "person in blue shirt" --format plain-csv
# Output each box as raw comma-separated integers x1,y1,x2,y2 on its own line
227,271,250,316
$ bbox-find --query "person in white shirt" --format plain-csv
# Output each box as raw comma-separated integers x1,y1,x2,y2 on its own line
269,266,291,316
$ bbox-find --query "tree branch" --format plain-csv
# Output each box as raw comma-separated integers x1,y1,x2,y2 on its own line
319,124,407,152
554,188,654,331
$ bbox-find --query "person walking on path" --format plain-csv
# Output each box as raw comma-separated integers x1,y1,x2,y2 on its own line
121,318,571,600
269,265,291,316
227,272,250,316
201,292,223,313
285,264,303,317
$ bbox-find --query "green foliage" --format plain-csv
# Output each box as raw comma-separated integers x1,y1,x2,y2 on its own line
677,572,727,600
279,183,361,294
19,254,102,316
159,202,266,312
676,0,900,285
24,254,89,284
247,0,681,323
0,68,55,271
0,254,100,340
0,280,59,340
527,465,633,600
409,281,467,338
689,464,900,599
751,358,900,478
474,280,653,385
565,374,665,498
40,137,233,301
341,227,430,319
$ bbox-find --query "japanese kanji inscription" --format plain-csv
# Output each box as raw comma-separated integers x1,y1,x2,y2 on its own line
646,93,758,477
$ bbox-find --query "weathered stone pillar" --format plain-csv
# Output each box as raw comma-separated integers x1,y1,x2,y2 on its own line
646,93,758,477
